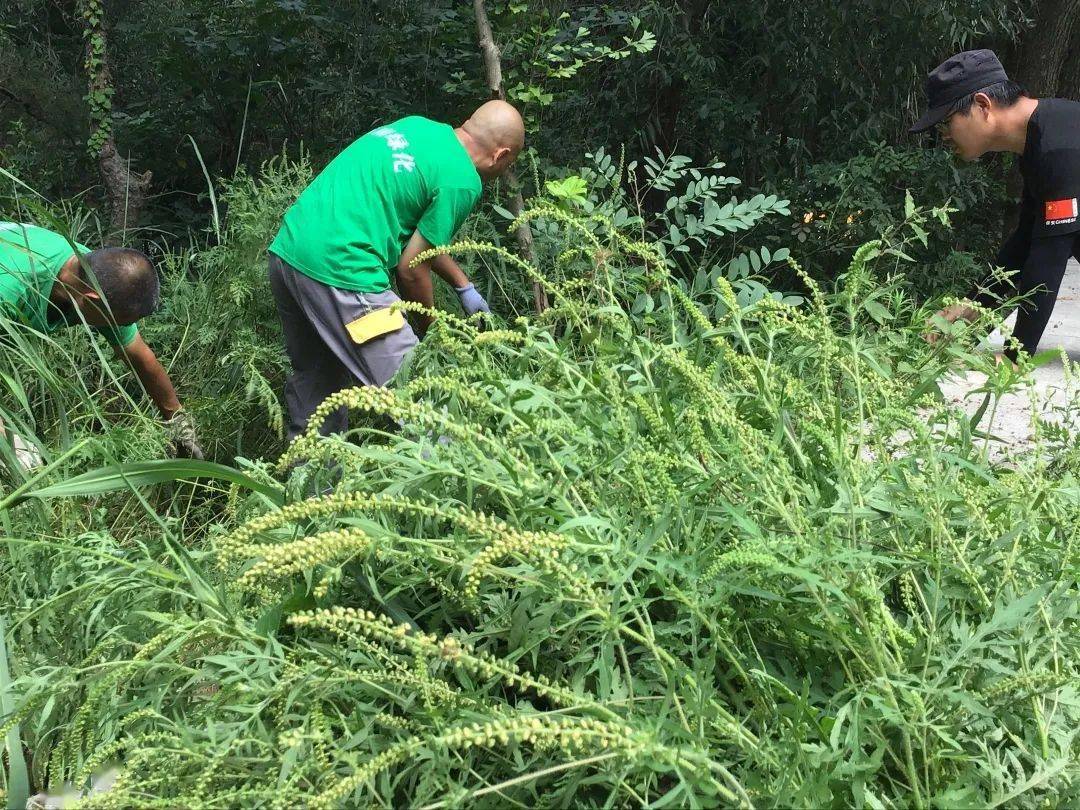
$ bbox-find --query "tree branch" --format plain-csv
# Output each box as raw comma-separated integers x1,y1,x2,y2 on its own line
472,0,548,314
1058,24,1080,99
474,0,504,96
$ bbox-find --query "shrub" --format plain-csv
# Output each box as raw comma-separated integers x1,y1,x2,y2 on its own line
771,145,1013,300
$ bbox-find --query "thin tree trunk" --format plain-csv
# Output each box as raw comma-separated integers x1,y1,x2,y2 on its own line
472,0,548,314
98,140,151,241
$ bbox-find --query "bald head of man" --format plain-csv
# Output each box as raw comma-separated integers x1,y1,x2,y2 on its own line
456,100,525,181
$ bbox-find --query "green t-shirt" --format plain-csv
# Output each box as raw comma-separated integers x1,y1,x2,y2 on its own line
269,116,482,293
0,222,138,347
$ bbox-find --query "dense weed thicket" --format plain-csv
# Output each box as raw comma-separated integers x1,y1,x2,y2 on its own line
1,164,1079,808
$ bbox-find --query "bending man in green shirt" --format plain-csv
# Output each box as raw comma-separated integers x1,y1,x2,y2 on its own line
268,100,525,439
0,223,202,460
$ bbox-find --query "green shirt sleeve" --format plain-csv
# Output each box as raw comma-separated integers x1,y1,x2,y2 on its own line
416,186,479,248
94,321,139,348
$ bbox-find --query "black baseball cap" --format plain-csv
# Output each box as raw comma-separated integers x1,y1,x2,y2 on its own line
910,49,1010,133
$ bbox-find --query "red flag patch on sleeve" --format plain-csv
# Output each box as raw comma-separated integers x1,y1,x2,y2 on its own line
1044,198,1078,224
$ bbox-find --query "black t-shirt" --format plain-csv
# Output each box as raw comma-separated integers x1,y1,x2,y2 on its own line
1019,98,1080,238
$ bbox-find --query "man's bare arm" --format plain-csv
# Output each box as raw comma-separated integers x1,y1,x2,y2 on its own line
396,231,437,337
113,334,181,417
115,335,204,458
397,231,490,334
431,252,470,289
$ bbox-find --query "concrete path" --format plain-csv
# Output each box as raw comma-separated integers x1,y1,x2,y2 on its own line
937,259,1080,454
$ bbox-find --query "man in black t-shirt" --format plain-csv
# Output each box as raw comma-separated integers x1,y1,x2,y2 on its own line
912,49,1080,361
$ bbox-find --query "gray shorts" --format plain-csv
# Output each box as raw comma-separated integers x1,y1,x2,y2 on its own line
268,253,418,439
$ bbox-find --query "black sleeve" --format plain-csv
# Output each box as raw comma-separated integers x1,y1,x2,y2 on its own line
968,192,1036,309
1003,232,1075,361
997,191,1037,270
1029,144,1080,239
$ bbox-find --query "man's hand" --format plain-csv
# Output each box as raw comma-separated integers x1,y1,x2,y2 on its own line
455,283,491,316
923,302,978,345
111,336,202,457
164,407,204,460
993,352,1020,370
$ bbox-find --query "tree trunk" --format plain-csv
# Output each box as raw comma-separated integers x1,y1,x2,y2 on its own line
98,140,151,240
1011,0,1080,96
1058,26,1080,99
472,0,548,314
649,0,709,156
84,8,151,242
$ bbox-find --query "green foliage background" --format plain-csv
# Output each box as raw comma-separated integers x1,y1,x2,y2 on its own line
0,0,1038,289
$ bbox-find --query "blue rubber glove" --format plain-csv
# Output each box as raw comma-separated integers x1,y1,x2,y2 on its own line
455,283,491,316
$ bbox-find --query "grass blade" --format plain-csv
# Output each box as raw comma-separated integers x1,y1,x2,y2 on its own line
8,460,283,507
0,616,30,810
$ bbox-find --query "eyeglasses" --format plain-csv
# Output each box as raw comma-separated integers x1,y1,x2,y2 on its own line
935,112,956,135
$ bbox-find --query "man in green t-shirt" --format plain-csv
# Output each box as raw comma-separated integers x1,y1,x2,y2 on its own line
0,223,202,461
268,99,524,439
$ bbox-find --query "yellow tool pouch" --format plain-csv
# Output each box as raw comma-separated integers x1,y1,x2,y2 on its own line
345,307,405,344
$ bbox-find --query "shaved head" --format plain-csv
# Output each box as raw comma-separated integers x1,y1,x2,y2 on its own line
464,100,525,152
457,100,524,180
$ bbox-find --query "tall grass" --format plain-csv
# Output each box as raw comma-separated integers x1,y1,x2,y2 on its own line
1,169,1078,807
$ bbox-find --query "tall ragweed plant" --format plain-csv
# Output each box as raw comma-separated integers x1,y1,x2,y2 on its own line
10,196,1080,809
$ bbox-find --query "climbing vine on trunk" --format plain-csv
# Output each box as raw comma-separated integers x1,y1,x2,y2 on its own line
81,0,112,158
